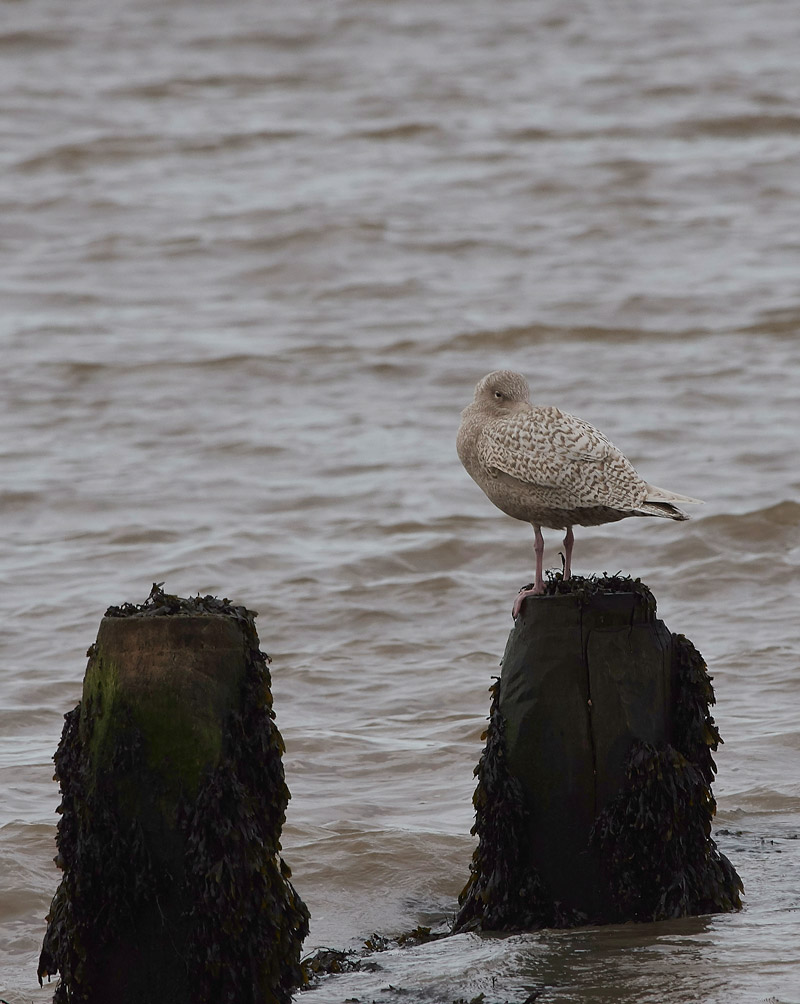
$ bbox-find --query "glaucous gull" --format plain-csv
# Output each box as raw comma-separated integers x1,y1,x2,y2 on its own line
456,370,702,617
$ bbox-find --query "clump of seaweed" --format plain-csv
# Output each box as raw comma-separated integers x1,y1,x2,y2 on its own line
590,634,743,920
455,573,742,931
589,742,742,919
38,709,160,999
39,584,309,1003
104,581,257,623
531,569,659,615
299,927,445,991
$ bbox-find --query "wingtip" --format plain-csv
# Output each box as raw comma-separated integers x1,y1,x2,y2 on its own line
645,484,704,506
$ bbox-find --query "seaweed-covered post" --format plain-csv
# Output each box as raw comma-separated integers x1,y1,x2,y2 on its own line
454,574,742,931
38,585,309,1004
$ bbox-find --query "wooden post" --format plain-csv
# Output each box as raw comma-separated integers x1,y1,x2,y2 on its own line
455,575,742,931
38,587,309,1004
499,586,672,917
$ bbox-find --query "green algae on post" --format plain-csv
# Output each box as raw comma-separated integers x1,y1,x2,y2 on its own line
38,584,309,1004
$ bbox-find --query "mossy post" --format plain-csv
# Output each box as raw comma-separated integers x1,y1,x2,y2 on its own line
455,574,742,931
38,586,309,1004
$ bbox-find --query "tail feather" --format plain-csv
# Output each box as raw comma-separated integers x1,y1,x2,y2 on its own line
634,500,691,521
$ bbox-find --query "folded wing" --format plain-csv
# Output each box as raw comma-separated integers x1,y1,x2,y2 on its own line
477,407,651,512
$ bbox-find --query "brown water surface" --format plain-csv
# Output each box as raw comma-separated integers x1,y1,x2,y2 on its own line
1,1,799,1001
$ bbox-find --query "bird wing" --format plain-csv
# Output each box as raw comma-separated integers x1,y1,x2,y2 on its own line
477,407,646,510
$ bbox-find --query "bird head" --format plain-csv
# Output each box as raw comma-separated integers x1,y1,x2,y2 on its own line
473,370,531,415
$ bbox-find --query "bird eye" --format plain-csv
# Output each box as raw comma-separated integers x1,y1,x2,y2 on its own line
494,390,504,399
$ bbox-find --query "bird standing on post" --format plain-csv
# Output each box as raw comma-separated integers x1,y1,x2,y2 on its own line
456,370,702,617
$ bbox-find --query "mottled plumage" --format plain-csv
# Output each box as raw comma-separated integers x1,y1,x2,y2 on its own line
457,370,702,614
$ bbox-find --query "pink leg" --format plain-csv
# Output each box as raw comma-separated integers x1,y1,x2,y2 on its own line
512,525,545,618
533,525,545,591
562,526,574,580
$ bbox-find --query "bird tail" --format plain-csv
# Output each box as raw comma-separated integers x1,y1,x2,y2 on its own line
634,484,704,521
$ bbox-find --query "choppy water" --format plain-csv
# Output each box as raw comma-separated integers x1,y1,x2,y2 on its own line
2,0,799,1001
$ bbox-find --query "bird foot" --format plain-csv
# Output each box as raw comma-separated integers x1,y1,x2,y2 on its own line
512,584,544,619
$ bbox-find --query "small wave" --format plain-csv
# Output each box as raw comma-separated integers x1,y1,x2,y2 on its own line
313,277,426,302
437,322,688,355
737,307,800,338
226,218,385,258
0,490,42,510
350,122,444,141
50,359,112,381
182,128,305,152
363,360,427,380
38,354,284,386
406,236,524,255
187,30,325,53
16,134,164,172
16,127,305,173
0,29,68,50
702,501,800,547
501,126,560,142
721,787,800,815
107,526,182,547
640,84,697,100
107,74,308,101
672,113,800,138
